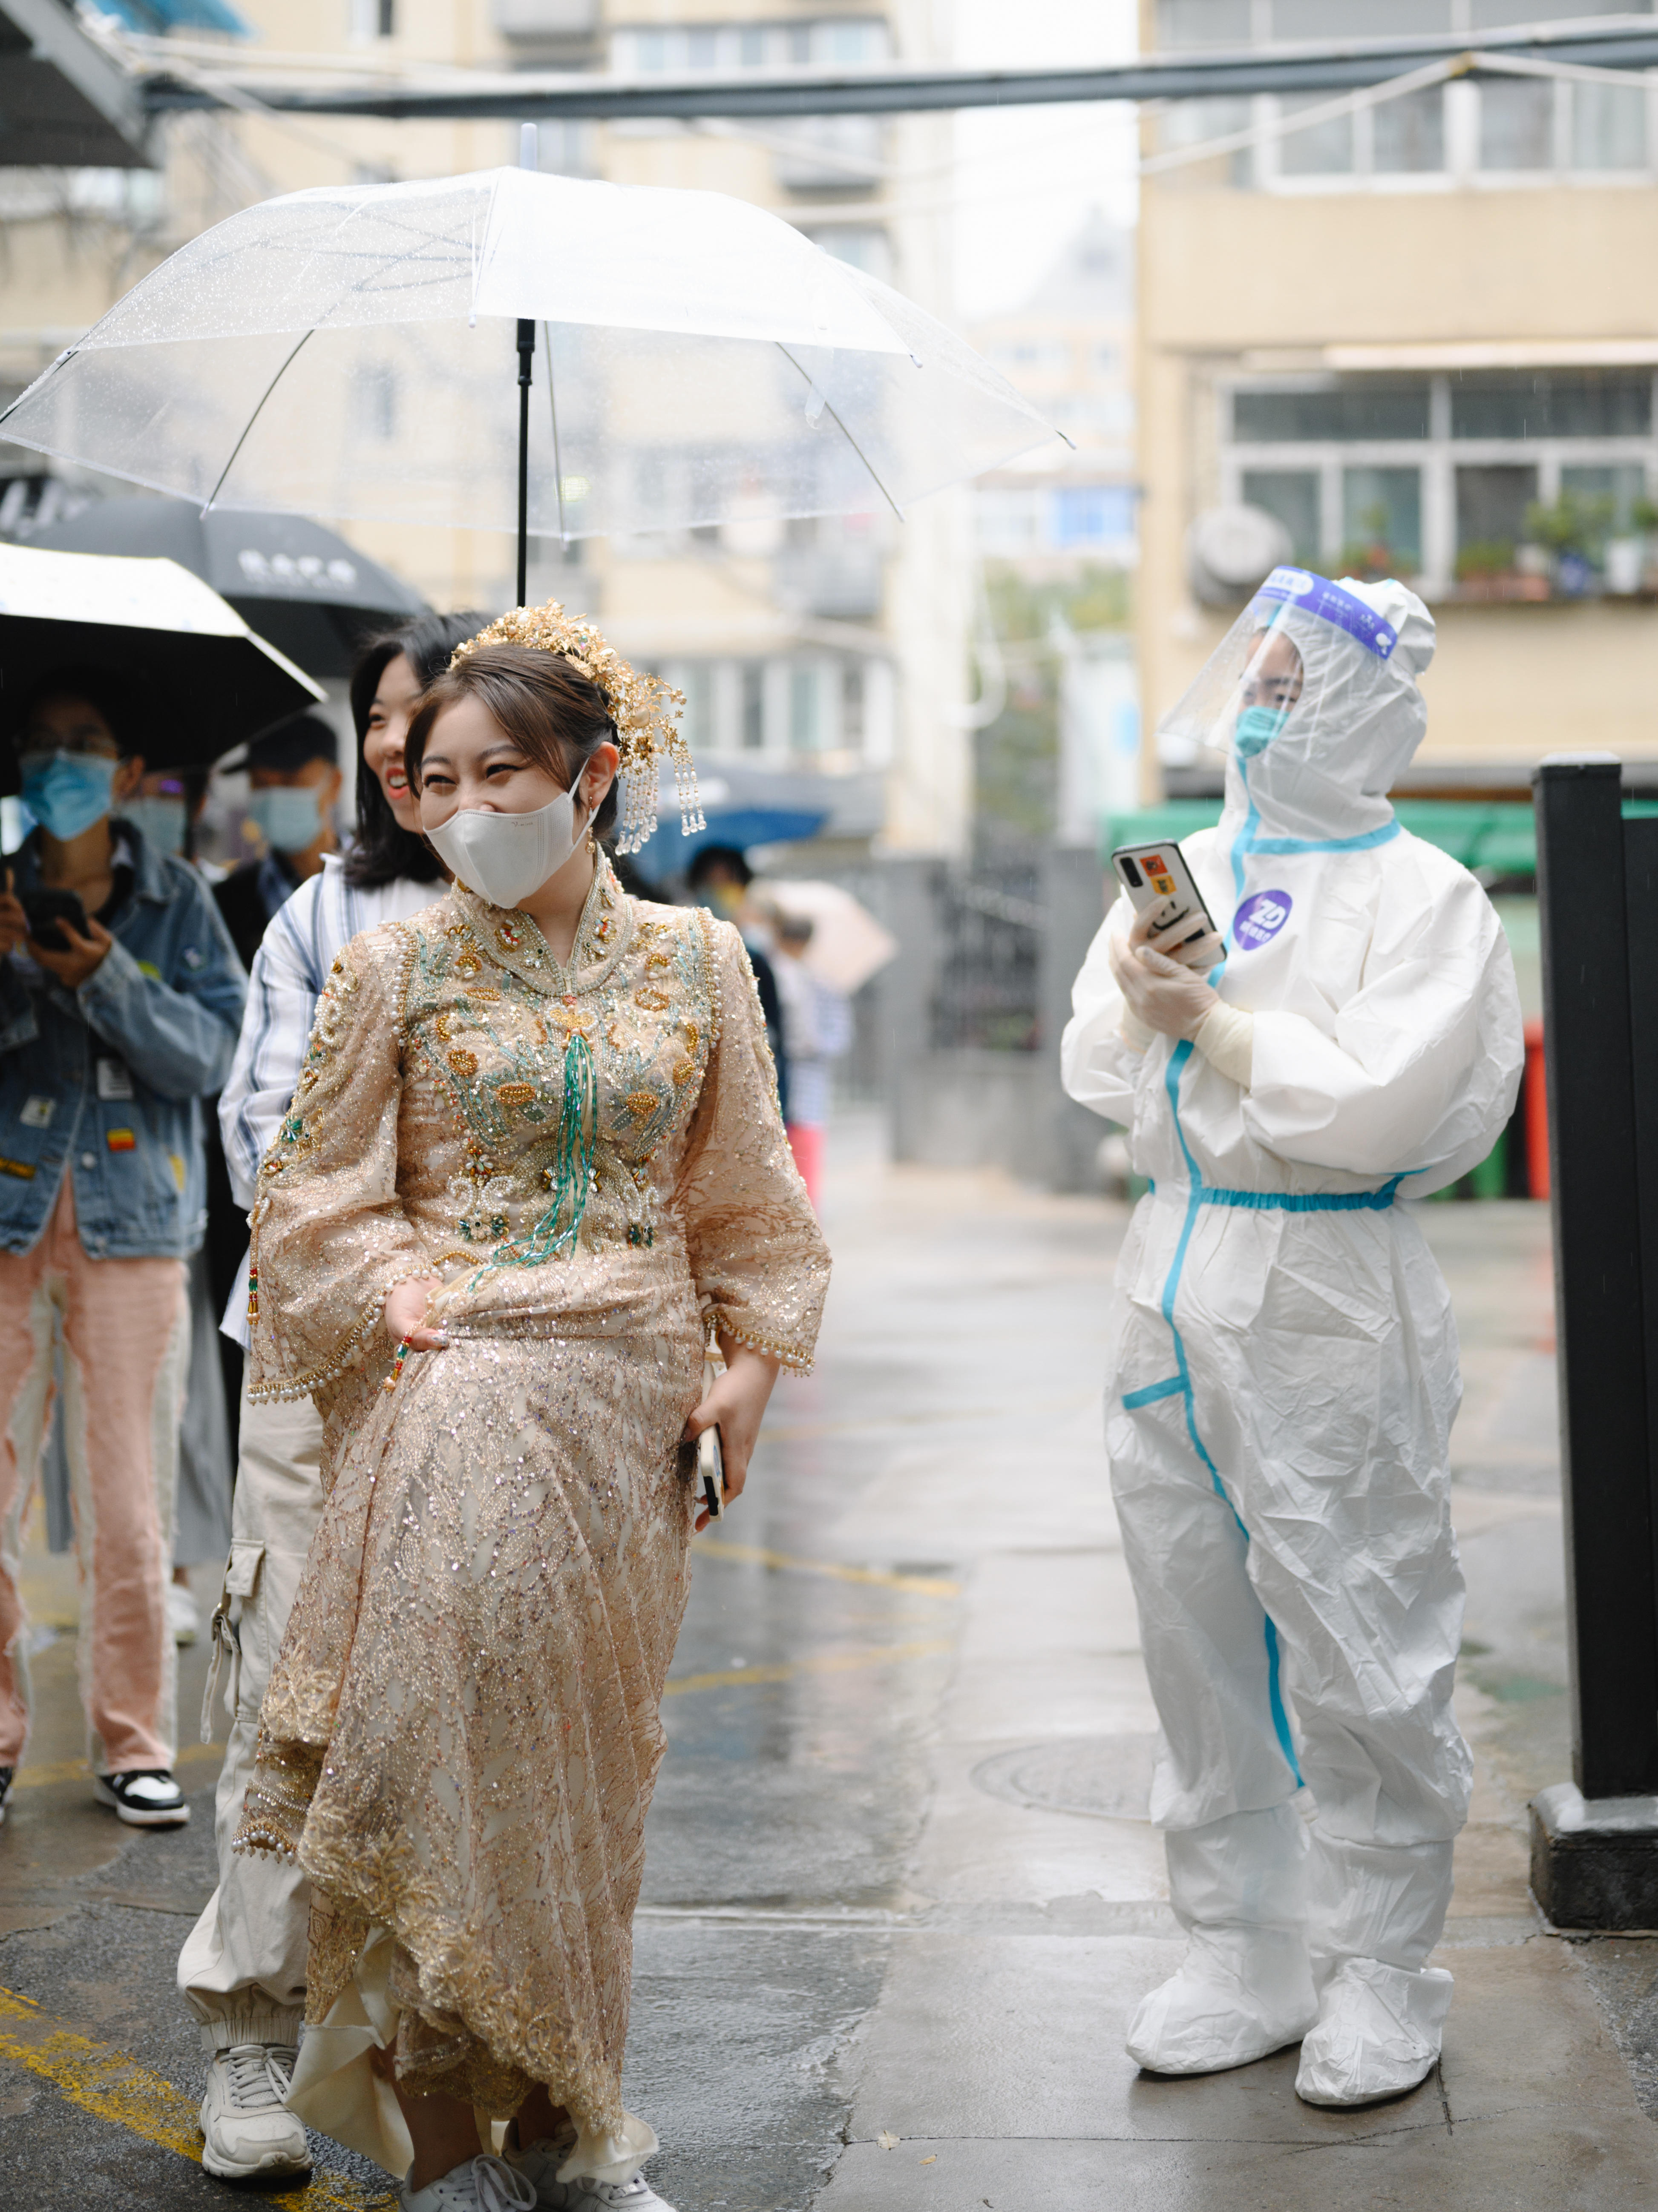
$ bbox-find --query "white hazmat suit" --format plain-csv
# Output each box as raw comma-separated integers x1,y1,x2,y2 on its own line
1062,572,1523,2106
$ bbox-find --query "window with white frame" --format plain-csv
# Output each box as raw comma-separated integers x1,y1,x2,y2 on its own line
657,654,892,767
1223,368,1658,595
1154,0,1656,187
610,18,890,74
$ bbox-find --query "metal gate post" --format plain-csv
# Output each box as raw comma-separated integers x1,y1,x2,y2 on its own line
1529,754,1658,1923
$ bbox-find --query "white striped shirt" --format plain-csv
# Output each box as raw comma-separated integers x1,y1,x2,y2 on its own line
218,854,445,1344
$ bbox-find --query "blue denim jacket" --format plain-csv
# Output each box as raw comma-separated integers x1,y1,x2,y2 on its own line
0,824,247,1259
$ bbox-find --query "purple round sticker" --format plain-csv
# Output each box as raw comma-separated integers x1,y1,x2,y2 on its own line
1233,889,1293,951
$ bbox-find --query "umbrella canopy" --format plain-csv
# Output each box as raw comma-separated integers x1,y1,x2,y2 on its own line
757,878,898,997
0,543,324,787
0,168,1059,549
29,497,427,677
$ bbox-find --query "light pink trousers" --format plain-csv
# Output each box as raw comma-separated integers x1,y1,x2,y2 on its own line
0,1180,188,1772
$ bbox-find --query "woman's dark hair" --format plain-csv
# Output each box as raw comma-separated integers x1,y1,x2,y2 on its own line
406,643,621,843
343,611,494,889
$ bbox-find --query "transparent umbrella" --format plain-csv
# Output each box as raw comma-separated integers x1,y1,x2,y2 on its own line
0,164,1061,599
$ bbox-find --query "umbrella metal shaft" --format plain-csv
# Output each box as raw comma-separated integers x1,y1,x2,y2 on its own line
516,316,535,607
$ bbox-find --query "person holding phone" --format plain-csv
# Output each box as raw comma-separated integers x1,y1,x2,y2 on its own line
230,606,827,2212
0,667,245,1833
1064,575,1523,2110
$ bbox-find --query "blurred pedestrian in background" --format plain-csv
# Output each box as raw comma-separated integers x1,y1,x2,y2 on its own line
686,843,789,1116
178,609,485,2187
213,715,344,972
0,667,245,1833
769,911,850,1210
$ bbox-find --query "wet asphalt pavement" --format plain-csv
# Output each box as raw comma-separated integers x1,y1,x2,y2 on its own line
6,1119,1658,2208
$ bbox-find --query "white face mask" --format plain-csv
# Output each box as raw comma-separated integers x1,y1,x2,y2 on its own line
424,768,586,908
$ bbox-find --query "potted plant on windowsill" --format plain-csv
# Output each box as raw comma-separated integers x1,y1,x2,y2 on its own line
1626,495,1658,595
1525,489,1617,599
1454,540,1543,601
1337,503,1421,586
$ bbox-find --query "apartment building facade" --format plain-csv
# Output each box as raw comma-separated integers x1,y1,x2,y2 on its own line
0,0,971,854
1138,0,1658,791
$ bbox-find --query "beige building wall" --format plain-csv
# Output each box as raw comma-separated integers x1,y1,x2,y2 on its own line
0,0,971,853
1137,4,1658,784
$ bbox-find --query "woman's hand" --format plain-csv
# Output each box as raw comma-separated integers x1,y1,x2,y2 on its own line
0,872,26,962
683,1339,781,1531
384,1275,448,1353
1109,919,1221,1041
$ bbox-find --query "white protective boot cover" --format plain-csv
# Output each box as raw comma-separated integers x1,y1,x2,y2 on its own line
1294,1955,1452,2107
1127,1923,1318,2074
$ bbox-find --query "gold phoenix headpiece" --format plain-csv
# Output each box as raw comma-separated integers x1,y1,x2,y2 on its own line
449,600,705,856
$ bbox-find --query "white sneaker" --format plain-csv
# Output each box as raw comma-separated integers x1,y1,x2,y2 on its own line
403,2155,538,2212
505,2138,677,2212
200,2043,310,2180
1295,1955,1453,2108
94,1768,190,1827
167,1581,200,1646
1126,1925,1317,2075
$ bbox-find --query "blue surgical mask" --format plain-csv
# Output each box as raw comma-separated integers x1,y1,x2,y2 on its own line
1234,704,1290,759
121,795,187,856
246,786,323,852
18,751,119,842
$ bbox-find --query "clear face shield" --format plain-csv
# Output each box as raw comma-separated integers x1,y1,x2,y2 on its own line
1156,569,1402,776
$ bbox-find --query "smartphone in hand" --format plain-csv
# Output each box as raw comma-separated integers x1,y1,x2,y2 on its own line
1110,841,1217,956
20,887,89,954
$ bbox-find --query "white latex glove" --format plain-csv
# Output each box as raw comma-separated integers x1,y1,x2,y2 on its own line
1133,901,1225,974
1108,929,1220,1040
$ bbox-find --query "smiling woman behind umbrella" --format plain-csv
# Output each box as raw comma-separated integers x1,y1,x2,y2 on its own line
232,604,828,2212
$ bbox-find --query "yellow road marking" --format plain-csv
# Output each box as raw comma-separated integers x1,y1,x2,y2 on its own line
13,1738,224,1792
0,1983,392,2209
694,1537,960,1600
665,1637,950,1697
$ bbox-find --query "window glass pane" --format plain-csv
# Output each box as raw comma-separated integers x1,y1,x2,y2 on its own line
1573,84,1647,170
1480,80,1554,170
1373,88,1445,174
1341,467,1422,575
1451,371,1652,439
1560,463,1649,541
1157,0,1251,47
1278,93,1354,175
1242,469,1321,565
1232,379,1431,442
1275,0,1449,29
741,664,765,751
790,666,819,752
1473,0,1648,19
1456,465,1539,562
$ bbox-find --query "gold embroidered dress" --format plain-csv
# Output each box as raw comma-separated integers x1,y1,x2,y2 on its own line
234,855,829,2180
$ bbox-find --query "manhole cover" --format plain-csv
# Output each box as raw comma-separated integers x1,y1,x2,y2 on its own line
971,1734,1159,1822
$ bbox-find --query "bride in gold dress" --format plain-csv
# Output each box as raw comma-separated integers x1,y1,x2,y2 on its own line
233,606,830,2212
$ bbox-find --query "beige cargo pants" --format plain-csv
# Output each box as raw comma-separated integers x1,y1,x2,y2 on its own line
176,1383,323,2052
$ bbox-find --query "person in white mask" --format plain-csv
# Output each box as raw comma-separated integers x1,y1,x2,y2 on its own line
1062,572,1523,2109
227,606,827,2212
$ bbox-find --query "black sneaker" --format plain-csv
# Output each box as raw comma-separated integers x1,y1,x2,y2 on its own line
94,1769,190,1828
0,1766,12,1826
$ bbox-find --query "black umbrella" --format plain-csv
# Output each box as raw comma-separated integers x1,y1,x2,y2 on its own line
30,497,427,678
0,543,325,790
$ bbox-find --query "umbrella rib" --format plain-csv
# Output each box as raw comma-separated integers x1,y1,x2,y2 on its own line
544,322,567,546
774,344,905,524
200,330,314,516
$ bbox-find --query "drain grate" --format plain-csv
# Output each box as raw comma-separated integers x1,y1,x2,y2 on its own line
971,1733,1160,1821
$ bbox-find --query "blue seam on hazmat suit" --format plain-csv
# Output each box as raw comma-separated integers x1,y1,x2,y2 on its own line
1153,1040,1302,1786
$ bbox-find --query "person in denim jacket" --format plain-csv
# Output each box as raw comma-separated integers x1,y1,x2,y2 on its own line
0,669,245,1833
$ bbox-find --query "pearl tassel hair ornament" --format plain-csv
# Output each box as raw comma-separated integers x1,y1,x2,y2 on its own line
449,600,705,856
